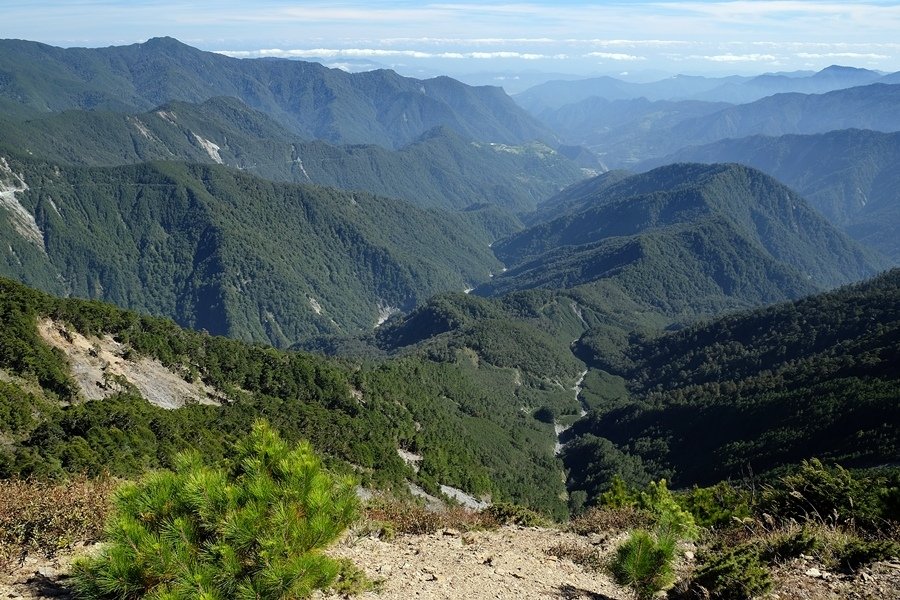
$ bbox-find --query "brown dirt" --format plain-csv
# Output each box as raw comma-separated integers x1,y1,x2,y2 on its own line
317,525,630,599
3,528,898,600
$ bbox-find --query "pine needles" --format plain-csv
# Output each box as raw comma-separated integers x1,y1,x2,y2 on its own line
71,420,359,599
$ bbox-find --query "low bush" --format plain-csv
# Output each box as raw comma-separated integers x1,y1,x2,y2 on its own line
760,460,893,529
364,497,497,536
482,502,549,527
569,506,650,536
547,540,603,571
610,529,677,600
688,545,773,600
678,482,752,529
0,476,114,569
836,538,900,570
72,421,359,599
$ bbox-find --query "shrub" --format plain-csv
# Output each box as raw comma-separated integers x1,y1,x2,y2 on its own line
689,545,773,600
609,529,676,600
72,420,359,599
599,474,640,508
639,480,698,541
363,497,497,536
570,506,650,536
0,476,114,569
482,502,549,527
760,459,883,528
678,482,752,529
758,524,824,563
547,540,603,571
836,538,900,570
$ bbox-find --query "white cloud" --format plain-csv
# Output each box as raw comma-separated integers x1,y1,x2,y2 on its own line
215,48,567,61
585,52,646,61
695,53,779,63
796,52,889,60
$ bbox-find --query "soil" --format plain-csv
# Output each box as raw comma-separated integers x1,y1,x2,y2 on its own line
3,529,898,600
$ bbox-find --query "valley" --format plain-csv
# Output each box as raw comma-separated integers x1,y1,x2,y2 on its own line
0,30,898,600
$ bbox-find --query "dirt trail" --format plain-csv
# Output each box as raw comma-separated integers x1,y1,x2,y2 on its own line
319,525,628,600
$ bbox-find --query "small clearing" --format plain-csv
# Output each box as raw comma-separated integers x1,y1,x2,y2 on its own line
439,485,489,510
37,318,221,409
375,302,400,327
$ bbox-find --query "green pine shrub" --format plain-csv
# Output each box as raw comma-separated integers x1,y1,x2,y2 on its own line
609,529,677,600
71,420,359,599
836,538,900,570
760,459,885,528
758,524,824,563
638,480,699,541
688,545,773,600
678,482,752,529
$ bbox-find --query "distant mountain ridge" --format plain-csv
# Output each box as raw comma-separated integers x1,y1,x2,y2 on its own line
532,82,900,167
640,129,900,262
0,37,553,148
0,96,581,213
479,164,884,317
515,65,890,111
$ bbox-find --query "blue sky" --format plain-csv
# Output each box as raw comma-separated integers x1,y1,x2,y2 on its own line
4,1,900,79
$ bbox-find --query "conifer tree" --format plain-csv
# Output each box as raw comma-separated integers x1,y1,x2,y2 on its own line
72,420,358,599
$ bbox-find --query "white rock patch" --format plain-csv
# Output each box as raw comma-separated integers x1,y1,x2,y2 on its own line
0,157,44,251
37,318,222,409
192,133,224,164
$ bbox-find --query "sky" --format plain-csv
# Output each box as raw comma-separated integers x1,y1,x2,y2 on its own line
4,1,900,87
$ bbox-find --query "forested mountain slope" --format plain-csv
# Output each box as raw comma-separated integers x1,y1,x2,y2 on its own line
0,155,502,346
0,37,552,148
565,269,900,501
642,129,900,262
0,277,574,517
480,164,883,318
0,98,582,213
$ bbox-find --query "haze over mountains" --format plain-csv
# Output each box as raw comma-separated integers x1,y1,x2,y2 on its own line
0,36,898,526
0,37,551,147
518,66,900,169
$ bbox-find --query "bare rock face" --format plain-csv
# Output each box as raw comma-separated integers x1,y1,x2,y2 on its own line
37,318,223,409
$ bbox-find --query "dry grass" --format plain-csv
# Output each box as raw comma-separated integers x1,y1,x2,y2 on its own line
0,476,115,569
362,497,498,538
546,540,605,571
569,506,650,536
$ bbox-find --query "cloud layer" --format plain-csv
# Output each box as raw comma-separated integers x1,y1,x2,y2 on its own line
3,1,899,74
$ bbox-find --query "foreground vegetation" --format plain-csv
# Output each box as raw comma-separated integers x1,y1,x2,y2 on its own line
0,276,570,517
3,458,897,599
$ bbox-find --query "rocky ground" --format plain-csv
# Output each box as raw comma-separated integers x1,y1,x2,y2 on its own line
319,525,628,599
3,527,899,600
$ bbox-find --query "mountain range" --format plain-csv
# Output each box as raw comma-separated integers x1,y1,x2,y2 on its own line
0,37,552,148
0,36,897,523
641,129,900,262
515,65,892,111
0,155,503,345
480,164,884,318
525,80,900,168
0,96,581,213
